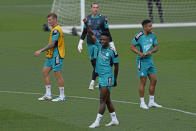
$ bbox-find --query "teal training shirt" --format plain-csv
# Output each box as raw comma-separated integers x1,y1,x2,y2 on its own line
83,14,109,45
132,30,158,61
51,29,60,57
94,40,119,76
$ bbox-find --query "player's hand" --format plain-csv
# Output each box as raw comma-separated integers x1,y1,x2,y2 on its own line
78,39,83,53
114,80,117,87
109,41,116,51
83,17,88,24
34,50,42,56
145,51,152,56
139,52,145,58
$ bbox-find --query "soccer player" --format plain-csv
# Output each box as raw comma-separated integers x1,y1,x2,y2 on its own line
77,2,116,90
147,0,164,23
83,18,119,128
34,13,66,102
130,19,162,109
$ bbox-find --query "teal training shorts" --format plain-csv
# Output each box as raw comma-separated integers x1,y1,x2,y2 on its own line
44,55,63,72
98,74,114,92
136,59,156,77
87,44,98,60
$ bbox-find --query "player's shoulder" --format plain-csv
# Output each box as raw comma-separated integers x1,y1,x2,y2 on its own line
109,47,118,58
99,14,107,20
135,31,144,41
53,25,62,32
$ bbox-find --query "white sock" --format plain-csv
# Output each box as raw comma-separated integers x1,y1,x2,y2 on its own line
149,95,154,103
91,80,95,85
140,97,145,104
95,113,102,123
45,85,51,96
59,87,65,98
110,112,118,121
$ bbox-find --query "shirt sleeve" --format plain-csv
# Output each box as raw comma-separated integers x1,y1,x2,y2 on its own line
132,37,138,46
111,49,119,64
80,28,87,40
52,30,60,41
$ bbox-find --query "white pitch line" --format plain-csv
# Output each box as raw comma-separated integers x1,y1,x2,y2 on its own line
0,90,195,116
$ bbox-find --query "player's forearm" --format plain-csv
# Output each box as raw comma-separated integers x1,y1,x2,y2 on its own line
151,45,159,53
114,63,119,81
41,42,55,52
84,22,96,42
85,23,94,37
80,28,87,40
130,44,141,55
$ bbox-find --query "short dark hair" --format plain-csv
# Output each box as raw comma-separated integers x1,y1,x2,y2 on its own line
141,19,152,27
47,13,57,19
101,31,109,37
91,2,99,8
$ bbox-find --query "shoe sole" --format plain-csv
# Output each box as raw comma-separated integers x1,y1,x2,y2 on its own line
89,125,99,128
140,106,149,109
52,99,66,102
148,105,162,108
38,98,52,101
105,123,119,127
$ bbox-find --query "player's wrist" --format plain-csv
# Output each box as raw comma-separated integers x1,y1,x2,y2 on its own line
79,39,84,45
138,52,142,56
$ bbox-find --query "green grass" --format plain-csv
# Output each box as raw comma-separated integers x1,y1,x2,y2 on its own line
0,0,196,130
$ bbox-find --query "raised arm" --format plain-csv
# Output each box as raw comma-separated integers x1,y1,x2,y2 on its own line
83,18,97,43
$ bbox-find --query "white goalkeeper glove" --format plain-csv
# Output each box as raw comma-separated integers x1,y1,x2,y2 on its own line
78,39,84,53
109,41,116,51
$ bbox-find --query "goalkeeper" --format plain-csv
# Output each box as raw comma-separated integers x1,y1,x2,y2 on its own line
77,2,116,90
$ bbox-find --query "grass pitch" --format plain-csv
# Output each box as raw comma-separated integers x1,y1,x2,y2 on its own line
0,0,196,131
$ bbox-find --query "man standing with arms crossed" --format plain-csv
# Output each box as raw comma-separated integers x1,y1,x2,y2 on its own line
34,13,66,102
77,2,116,90
130,19,162,109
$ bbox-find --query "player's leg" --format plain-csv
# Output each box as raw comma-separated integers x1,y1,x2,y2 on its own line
148,74,157,96
92,58,99,88
148,74,162,108
137,60,149,109
38,66,52,101
155,0,163,23
147,0,153,22
89,87,109,128
105,92,119,126
51,57,66,102
89,45,98,90
139,77,149,109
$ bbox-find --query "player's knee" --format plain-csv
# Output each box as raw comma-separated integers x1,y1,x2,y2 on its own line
150,78,157,85
100,97,106,104
42,70,48,77
154,79,157,84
